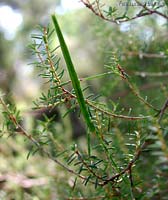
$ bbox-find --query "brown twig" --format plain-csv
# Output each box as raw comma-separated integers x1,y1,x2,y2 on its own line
0,97,98,185
135,0,168,20
116,65,159,112
81,0,168,24
87,100,150,120
158,98,168,123
75,150,104,181
34,30,151,121
102,141,147,186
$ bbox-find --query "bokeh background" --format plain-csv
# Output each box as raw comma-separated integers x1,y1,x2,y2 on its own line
0,0,168,199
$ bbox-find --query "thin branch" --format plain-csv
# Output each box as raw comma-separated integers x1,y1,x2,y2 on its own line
125,78,159,112
0,97,151,188
135,0,168,20
43,27,61,85
117,64,159,112
158,98,168,123
81,0,168,24
75,150,104,181
34,26,152,121
31,85,149,121
87,100,150,120
0,97,98,185
102,141,148,186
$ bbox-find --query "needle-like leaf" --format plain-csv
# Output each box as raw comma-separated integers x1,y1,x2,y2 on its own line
51,14,95,136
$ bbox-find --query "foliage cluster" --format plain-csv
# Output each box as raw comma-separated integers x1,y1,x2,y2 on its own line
0,0,168,199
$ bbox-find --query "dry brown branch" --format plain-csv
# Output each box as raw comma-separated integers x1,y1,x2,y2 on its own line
0,97,98,185
135,0,168,20
102,141,148,186
81,0,168,23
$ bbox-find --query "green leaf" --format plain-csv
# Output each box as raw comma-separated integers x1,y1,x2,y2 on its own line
84,175,92,186
51,14,95,155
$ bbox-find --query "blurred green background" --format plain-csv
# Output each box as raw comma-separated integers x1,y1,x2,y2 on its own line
0,0,168,199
